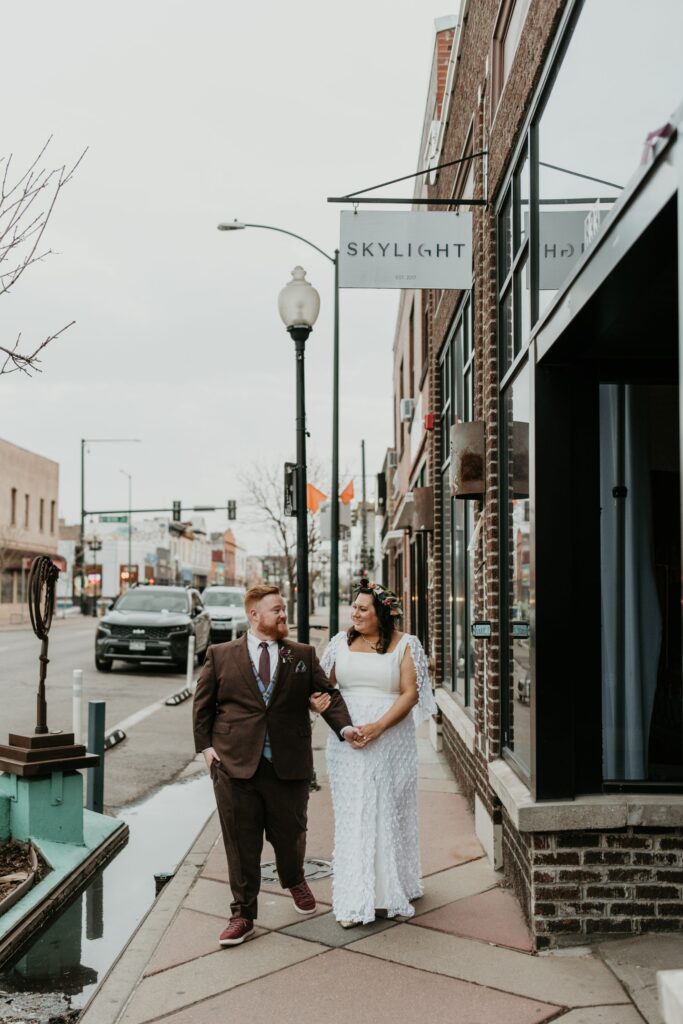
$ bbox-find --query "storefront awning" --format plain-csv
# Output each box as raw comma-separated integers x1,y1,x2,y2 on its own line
381,529,406,553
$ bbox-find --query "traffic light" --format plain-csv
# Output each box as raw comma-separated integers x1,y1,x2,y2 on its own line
172,500,181,522
227,500,237,521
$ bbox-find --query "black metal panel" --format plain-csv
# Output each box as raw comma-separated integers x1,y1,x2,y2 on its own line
533,358,602,799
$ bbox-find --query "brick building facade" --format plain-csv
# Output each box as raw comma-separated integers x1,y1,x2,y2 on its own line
382,0,683,947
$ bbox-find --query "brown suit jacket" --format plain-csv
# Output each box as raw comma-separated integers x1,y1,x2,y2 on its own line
192,634,353,780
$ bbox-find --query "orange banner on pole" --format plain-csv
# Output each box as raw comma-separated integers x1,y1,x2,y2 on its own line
339,480,355,505
306,483,328,513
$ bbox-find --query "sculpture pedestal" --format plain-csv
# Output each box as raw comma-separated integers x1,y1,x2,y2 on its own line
0,732,100,845
0,732,99,778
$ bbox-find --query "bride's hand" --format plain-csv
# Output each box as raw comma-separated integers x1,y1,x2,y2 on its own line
309,691,331,714
356,721,385,745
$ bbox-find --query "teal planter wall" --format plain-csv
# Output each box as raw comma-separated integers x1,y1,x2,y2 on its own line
0,793,9,840
0,771,84,845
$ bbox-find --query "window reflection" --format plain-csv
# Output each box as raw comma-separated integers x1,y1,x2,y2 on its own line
537,0,683,313
442,471,453,686
454,500,466,701
504,361,531,771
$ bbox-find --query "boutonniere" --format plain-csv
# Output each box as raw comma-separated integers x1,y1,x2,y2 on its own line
279,647,293,664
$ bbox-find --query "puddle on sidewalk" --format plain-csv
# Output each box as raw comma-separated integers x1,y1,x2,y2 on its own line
0,770,215,1022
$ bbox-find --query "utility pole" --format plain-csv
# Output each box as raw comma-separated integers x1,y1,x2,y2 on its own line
361,440,368,574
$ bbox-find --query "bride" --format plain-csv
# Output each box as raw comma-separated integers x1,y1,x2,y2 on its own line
313,579,436,927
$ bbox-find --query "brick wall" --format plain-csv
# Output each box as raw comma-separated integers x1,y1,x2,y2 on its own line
500,812,683,949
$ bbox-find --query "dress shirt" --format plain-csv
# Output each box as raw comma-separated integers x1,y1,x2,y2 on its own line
247,631,279,681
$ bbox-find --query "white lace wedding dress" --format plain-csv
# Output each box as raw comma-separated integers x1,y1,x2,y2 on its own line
321,631,436,924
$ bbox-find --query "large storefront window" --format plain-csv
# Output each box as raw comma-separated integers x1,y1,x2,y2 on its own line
439,297,475,706
495,0,682,797
536,0,683,317
600,384,682,783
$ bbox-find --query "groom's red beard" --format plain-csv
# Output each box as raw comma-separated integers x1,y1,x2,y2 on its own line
258,620,289,640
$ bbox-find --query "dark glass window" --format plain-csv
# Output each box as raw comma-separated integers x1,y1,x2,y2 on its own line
439,295,475,706
498,145,532,375
502,360,531,774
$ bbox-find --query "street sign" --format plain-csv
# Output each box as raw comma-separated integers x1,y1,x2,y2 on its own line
99,514,128,523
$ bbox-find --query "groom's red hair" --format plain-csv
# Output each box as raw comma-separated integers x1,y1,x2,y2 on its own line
244,584,281,613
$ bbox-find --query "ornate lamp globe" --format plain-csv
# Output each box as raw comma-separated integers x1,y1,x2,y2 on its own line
278,266,320,334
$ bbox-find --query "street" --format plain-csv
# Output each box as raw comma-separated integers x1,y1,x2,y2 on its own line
0,616,199,812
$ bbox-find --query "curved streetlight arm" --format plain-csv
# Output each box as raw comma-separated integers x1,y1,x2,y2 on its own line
221,222,335,265
217,218,342,637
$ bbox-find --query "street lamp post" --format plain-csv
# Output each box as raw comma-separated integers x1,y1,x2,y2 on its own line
217,220,341,638
80,438,140,613
278,266,320,645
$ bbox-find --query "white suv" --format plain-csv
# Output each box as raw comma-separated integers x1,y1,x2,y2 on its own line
201,586,248,643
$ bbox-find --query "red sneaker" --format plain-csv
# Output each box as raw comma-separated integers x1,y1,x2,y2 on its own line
219,917,254,946
290,880,316,915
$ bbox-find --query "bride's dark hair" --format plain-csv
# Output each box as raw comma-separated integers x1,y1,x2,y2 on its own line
347,578,401,654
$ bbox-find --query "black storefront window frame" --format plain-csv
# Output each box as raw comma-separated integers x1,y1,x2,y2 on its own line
439,293,475,709
496,2,579,794
495,0,683,799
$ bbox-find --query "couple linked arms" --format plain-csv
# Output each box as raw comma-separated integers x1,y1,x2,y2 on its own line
310,645,418,747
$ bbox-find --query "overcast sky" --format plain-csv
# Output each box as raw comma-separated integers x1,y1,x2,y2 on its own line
1,1,452,552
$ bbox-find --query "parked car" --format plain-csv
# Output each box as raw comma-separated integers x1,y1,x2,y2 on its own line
95,584,211,672
201,585,248,643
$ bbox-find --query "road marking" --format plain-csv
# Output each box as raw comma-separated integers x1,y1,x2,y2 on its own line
109,680,198,736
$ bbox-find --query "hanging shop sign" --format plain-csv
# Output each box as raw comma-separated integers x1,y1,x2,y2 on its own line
339,211,472,289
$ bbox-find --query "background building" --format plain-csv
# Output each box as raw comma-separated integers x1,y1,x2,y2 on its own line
0,438,61,624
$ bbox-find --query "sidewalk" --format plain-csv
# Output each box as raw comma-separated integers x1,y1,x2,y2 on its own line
78,706,667,1024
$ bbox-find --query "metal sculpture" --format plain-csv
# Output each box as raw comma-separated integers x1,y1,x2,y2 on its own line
27,556,60,735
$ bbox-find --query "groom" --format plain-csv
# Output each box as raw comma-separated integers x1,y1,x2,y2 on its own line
193,584,359,946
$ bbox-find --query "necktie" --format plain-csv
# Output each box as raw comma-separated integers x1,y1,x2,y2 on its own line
258,641,270,688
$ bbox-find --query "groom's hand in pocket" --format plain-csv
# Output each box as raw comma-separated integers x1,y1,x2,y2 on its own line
202,746,220,772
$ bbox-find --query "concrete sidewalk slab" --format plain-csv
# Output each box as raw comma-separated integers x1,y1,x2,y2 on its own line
144,948,563,1024
418,790,485,874
120,933,328,1024
280,909,397,947
412,884,534,951
555,1009,644,1024
347,925,629,1006
411,858,501,915
145,908,267,975
597,933,683,1024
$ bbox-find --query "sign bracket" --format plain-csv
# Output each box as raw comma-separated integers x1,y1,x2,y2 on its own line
327,150,488,206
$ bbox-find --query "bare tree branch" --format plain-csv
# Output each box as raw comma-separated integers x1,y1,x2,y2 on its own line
239,458,327,619
0,139,85,377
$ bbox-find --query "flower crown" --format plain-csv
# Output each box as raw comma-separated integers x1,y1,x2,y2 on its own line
356,578,403,617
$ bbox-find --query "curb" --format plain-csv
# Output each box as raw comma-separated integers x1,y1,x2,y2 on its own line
78,812,220,1024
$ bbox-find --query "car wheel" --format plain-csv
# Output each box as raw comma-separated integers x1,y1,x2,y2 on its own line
95,656,112,672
